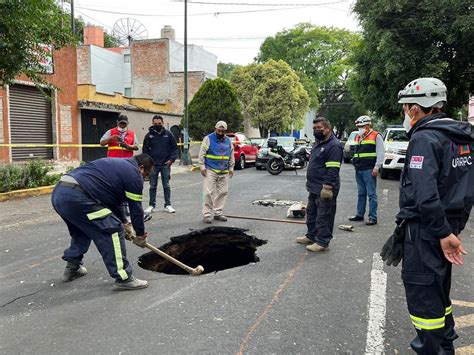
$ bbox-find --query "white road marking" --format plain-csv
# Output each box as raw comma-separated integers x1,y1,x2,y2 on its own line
365,253,387,355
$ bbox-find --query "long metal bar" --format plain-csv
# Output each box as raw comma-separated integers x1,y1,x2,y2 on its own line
226,214,306,225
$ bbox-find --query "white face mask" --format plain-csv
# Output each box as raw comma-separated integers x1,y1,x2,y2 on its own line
117,127,127,133
403,113,412,133
358,128,365,136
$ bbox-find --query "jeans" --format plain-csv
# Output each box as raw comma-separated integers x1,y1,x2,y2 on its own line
355,168,378,220
305,192,337,248
149,165,171,207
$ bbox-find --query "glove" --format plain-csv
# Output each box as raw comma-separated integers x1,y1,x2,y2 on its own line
320,186,333,200
380,220,406,267
133,232,148,248
123,223,134,241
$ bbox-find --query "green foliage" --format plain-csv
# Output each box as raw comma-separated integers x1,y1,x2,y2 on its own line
186,78,243,140
350,0,474,120
0,0,78,87
230,59,310,137
256,23,362,134
217,62,241,81
0,160,61,193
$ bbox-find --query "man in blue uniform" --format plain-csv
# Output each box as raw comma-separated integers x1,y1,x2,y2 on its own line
51,154,153,290
383,77,472,353
296,117,343,252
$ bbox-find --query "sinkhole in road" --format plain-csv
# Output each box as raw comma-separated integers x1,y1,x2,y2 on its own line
138,227,267,275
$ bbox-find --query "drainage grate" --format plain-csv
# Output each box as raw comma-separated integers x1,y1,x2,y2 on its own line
138,227,267,275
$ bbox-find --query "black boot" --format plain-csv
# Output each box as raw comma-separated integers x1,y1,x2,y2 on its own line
63,262,88,282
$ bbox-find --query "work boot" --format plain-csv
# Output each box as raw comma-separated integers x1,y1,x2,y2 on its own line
366,219,377,226
296,236,313,244
214,215,227,222
203,216,212,224
349,215,364,221
306,243,329,252
62,262,88,282
113,275,148,291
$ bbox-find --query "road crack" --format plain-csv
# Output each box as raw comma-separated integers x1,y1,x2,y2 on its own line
0,290,42,307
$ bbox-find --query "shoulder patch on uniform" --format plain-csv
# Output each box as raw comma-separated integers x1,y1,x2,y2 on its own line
409,156,424,169
460,144,470,156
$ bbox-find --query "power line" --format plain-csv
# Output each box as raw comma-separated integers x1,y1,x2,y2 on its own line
186,0,349,6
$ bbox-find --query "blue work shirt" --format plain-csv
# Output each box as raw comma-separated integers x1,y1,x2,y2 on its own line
306,133,343,194
68,158,146,235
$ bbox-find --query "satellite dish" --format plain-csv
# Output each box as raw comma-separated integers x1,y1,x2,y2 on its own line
112,18,148,46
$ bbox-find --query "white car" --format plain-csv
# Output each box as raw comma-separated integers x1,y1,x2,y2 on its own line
380,126,409,179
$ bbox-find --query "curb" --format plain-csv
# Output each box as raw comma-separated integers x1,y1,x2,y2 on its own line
0,185,55,202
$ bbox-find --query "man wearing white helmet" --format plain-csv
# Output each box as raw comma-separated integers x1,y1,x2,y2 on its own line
349,115,385,225
380,77,473,354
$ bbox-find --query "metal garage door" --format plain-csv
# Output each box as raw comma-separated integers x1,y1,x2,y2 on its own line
10,85,53,160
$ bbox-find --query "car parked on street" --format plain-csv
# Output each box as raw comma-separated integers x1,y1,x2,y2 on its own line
249,137,266,148
226,132,259,170
255,136,296,170
343,131,358,163
380,125,409,179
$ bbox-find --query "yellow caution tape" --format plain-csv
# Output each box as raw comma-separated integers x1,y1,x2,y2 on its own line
0,142,203,148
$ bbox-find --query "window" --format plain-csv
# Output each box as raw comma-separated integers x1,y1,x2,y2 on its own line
124,87,132,97
387,130,408,142
124,54,131,63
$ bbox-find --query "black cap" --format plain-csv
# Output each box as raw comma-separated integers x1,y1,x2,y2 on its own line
117,114,129,123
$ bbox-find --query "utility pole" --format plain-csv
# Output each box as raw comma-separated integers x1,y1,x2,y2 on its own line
70,0,75,34
181,0,192,165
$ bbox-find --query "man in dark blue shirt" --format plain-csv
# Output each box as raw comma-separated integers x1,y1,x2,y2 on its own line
297,117,343,251
142,115,179,214
51,154,153,290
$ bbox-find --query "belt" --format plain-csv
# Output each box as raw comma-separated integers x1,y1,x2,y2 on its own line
57,181,86,193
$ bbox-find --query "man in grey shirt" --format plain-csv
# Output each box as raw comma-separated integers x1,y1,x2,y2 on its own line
348,115,385,225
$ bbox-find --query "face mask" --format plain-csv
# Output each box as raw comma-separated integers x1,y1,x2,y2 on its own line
154,124,163,132
313,130,325,141
358,128,365,136
216,133,225,140
403,108,415,133
117,127,127,133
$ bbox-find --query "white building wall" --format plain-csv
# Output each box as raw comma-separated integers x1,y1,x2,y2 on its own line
169,40,217,77
90,46,124,95
123,48,132,95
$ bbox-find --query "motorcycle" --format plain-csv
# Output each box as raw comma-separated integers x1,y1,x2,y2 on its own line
266,138,311,175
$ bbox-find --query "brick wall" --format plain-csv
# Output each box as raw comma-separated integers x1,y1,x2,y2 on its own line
0,46,78,163
77,46,91,85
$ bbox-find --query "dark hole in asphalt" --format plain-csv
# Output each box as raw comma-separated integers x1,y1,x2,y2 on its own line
138,227,267,275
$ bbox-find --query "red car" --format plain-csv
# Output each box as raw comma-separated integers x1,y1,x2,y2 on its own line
226,132,259,170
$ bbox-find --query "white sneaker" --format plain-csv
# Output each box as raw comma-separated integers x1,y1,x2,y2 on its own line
144,206,154,214
164,205,176,213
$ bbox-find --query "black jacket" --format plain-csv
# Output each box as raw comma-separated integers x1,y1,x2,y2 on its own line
142,126,178,166
397,113,474,238
306,134,343,194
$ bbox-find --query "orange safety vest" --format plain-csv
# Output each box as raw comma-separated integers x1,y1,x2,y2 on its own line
107,127,135,158
353,130,379,170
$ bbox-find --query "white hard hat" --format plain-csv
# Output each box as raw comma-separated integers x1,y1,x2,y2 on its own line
398,77,447,108
355,115,372,127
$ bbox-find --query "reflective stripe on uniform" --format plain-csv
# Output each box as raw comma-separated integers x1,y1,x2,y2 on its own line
210,168,229,174
111,232,128,280
204,154,230,160
87,208,112,220
325,161,341,168
360,140,376,145
353,152,377,158
445,305,453,316
108,146,126,150
410,314,445,330
125,191,142,201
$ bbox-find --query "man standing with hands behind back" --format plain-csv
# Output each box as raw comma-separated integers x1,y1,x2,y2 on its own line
198,121,235,224
142,115,179,214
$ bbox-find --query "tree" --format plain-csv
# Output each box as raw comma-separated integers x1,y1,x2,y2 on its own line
230,59,309,137
0,0,77,86
350,0,474,120
186,78,243,140
257,23,362,131
217,62,241,80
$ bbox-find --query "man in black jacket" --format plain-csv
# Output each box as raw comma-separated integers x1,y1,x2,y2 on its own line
296,117,343,252
396,77,472,354
142,115,179,214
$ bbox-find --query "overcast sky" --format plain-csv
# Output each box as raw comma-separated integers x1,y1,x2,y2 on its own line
69,0,360,65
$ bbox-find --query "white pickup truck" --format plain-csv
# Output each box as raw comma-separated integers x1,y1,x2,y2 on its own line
380,126,409,179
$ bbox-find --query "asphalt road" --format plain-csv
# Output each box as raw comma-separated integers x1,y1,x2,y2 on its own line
0,164,473,354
